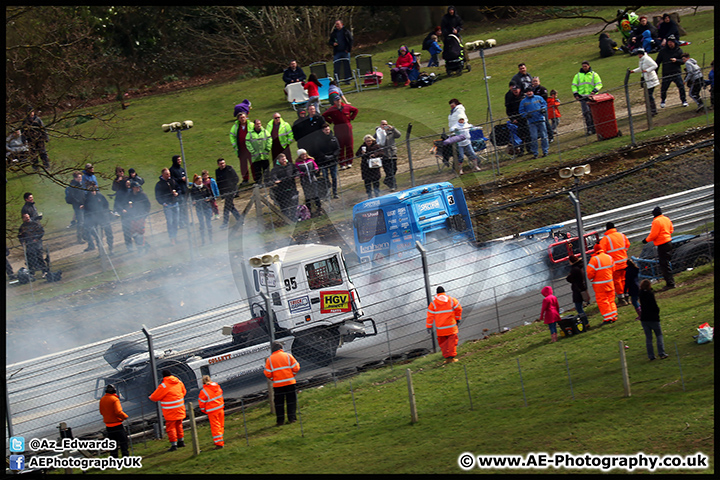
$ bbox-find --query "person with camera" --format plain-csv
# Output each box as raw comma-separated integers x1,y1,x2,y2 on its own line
374,120,401,191
357,135,385,199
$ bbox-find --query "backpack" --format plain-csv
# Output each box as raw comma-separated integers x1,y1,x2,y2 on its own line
297,204,311,222
409,73,436,89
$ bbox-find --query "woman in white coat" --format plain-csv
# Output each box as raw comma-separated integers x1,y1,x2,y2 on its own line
630,48,660,115
448,98,468,129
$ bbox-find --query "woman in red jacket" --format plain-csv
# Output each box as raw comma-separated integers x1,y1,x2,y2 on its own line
391,45,414,86
322,94,359,169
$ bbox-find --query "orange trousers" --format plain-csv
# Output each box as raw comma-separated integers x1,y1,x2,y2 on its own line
438,333,458,359
593,285,617,323
165,419,184,443
613,267,626,297
208,410,225,447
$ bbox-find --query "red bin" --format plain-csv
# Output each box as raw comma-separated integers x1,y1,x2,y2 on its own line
588,93,620,140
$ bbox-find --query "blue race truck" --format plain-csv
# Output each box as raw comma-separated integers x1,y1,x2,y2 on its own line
352,182,475,263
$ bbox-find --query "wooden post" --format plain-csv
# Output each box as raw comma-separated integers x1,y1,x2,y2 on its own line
619,341,631,397
406,369,418,424
267,378,276,415
187,401,200,455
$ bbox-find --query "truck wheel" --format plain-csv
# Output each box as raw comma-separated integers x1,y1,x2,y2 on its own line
292,328,340,367
692,253,713,268
157,360,199,395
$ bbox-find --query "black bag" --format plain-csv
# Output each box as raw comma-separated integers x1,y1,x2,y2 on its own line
410,73,435,88
491,124,510,146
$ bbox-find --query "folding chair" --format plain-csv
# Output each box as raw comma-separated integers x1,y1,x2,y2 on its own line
286,82,309,111
355,54,382,90
317,77,333,108
469,126,489,164
333,58,359,94
309,62,328,81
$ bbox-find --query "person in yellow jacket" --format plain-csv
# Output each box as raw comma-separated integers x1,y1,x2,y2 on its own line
599,221,631,306
264,341,301,426
642,206,675,290
266,113,295,163
98,384,129,458
149,369,187,452
571,60,603,136
587,243,617,325
246,119,272,184
198,375,225,449
426,286,463,364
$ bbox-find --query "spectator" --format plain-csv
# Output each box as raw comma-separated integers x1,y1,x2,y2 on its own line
625,258,641,320
316,124,341,199
82,163,98,188
539,285,561,344
247,119,272,184
422,26,442,53
571,61,603,136
505,82,531,155
229,108,251,185
18,212,49,277
264,341,300,426
706,60,714,108
21,192,41,222
426,35,442,68
682,53,705,112
215,158,241,228
126,180,151,252
114,178,135,252
638,279,669,361
511,63,533,91
391,46,414,87
269,153,299,221
267,112,295,163
328,20,353,84
188,174,213,245
518,87,549,159
149,369,187,452
566,254,588,317
656,13,680,47
630,16,659,52
169,155,188,229
547,89,562,135
295,149,322,218
357,135,385,199
111,166,127,197
640,29,655,55
642,206,675,290
599,221,631,307
201,169,220,220
655,35,687,108
198,375,225,449
598,33,617,58
66,172,87,244
322,95,358,170
374,120,402,191
293,104,327,157
440,6,463,41
154,168,180,245
282,59,306,91
21,108,49,170
426,286,462,364
127,168,144,186
448,98,467,130
450,117,481,174
328,79,351,105
531,77,554,142
630,48,660,116
83,184,114,254
302,74,322,113
5,129,28,164
98,384,130,459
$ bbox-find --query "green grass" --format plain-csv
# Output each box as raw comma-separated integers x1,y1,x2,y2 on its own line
6,9,714,240
76,265,714,474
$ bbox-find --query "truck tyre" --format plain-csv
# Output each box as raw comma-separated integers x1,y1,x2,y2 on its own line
292,327,340,367
156,360,199,395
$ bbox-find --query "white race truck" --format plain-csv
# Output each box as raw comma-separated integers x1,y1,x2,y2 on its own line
96,244,376,401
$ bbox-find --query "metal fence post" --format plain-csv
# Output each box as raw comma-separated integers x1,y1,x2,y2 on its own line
405,123,415,187
142,325,163,438
416,241,436,353
623,69,637,146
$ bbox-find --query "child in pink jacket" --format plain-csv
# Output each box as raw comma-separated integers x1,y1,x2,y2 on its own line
539,285,561,343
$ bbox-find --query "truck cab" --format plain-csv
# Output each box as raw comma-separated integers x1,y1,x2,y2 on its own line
352,182,475,263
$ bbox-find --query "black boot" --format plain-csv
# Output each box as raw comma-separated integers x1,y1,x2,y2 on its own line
168,443,177,452
177,438,185,448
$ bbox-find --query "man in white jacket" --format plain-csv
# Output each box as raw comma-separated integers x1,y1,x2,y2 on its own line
630,48,659,116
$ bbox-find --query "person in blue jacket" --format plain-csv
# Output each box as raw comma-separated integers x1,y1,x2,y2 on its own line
427,35,442,67
518,87,549,158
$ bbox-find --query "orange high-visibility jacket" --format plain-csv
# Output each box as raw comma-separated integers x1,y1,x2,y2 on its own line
599,228,630,269
99,393,129,427
645,215,673,246
587,248,615,288
426,293,462,336
264,349,300,388
149,375,187,421
198,382,225,414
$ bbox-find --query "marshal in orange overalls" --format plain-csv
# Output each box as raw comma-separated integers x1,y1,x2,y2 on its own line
587,244,617,324
198,377,225,448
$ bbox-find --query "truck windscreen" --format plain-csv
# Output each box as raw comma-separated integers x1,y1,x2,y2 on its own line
356,209,387,243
